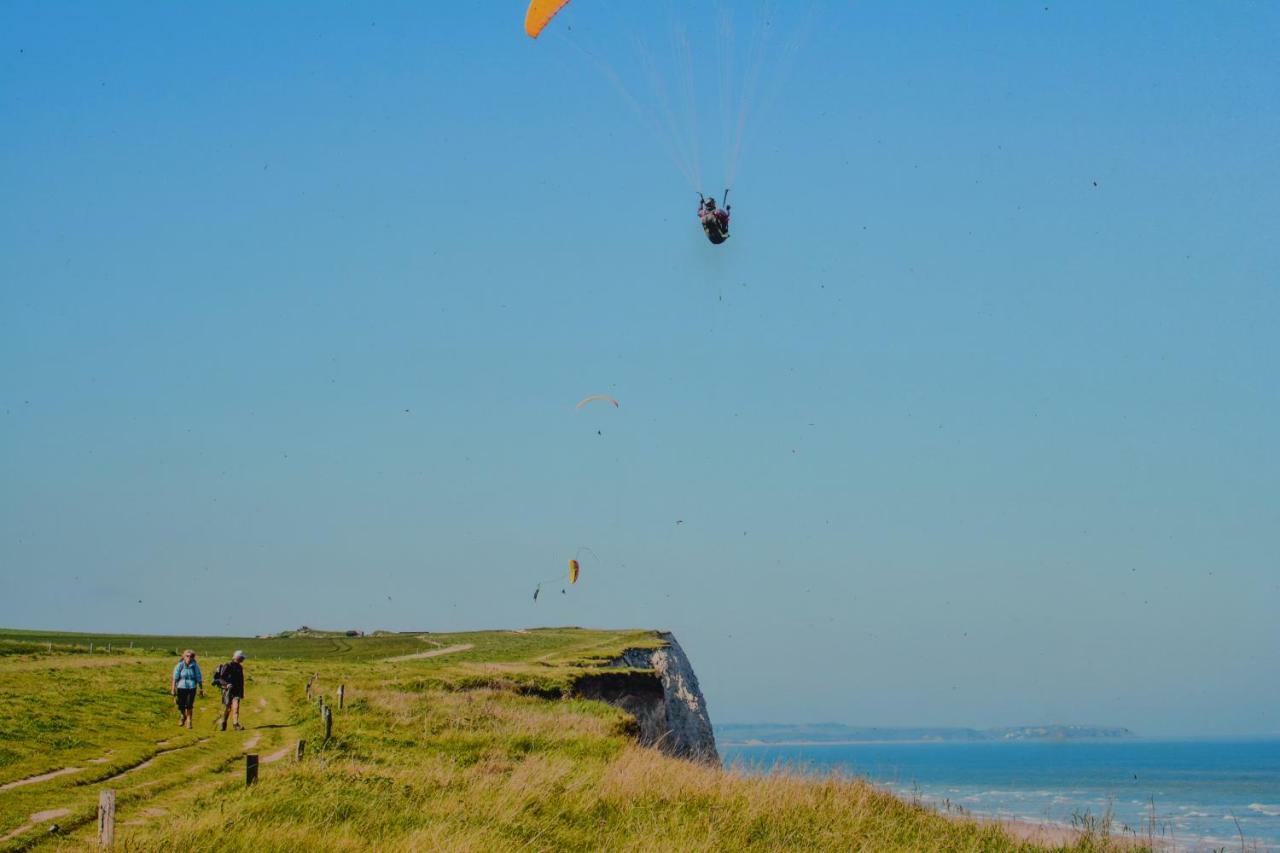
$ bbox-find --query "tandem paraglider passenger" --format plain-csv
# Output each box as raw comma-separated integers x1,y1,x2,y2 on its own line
698,193,731,245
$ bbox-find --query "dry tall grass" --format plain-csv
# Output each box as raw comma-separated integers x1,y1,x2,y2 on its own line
118,689,1142,852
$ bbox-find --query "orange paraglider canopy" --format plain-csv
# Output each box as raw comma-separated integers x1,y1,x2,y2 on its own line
568,559,580,584
525,0,573,38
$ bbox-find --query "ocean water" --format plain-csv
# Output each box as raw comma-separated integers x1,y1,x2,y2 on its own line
721,739,1280,851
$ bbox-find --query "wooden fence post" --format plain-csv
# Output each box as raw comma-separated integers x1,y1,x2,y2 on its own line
89,642,94,654
296,739,306,761
338,684,345,709
97,789,116,848
245,754,259,786
322,705,333,742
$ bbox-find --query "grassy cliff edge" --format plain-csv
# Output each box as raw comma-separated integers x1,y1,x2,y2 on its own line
0,627,1138,851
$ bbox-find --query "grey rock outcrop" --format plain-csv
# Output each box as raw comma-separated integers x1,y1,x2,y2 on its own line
577,632,718,765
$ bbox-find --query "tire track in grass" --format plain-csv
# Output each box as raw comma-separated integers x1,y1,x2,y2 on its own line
262,745,292,764
6,738,269,846
93,722,301,840
97,739,210,784
0,768,84,792
0,742,209,847
382,643,474,663
0,807,72,841
0,682,297,850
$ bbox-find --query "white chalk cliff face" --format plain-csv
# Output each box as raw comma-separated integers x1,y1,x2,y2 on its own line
583,632,719,765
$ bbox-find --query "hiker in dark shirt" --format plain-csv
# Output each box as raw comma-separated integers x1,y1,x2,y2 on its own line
217,651,246,731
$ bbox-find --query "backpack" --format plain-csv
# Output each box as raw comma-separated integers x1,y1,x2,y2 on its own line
212,663,227,688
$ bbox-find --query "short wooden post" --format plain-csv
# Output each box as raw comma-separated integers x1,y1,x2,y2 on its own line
48,642,53,653
295,739,306,761
338,684,345,709
107,643,112,653
97,789,116,847
89,642,94,654
245,754,259,786
322,705,333,742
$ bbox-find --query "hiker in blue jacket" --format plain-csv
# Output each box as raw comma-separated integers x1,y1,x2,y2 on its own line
170,650,204,729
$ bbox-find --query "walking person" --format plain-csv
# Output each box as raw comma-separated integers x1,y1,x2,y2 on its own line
170,650,203,729
217,651,246,731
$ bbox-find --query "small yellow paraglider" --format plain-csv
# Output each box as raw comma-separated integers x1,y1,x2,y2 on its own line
532,550,593,603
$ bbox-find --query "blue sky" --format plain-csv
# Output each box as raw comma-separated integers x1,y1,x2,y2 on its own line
2,1,1277,736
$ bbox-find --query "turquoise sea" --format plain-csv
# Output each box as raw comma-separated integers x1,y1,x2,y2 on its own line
722,739,1280,851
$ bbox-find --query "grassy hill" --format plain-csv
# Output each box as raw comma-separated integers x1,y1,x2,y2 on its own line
0,627,1137,851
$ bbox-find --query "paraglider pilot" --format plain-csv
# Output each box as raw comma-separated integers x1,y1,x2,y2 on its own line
698,192,731,244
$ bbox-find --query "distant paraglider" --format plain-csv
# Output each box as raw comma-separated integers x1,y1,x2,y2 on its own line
575,394,619,409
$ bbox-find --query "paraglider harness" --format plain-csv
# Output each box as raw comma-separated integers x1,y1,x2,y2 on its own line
698,190,731,245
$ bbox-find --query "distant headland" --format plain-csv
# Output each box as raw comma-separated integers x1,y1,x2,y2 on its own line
719,723,1137,745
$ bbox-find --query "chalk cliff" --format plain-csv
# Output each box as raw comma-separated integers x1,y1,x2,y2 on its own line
575,632,719,765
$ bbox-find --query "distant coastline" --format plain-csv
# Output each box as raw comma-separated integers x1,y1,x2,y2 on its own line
718,723,1136,746
720,736,1280,849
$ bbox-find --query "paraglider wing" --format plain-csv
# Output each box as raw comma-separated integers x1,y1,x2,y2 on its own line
525,0,573,38
575,394,619,409
568,558,580,584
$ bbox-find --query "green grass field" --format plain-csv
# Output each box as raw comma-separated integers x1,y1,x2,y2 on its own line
0,627,1140,851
